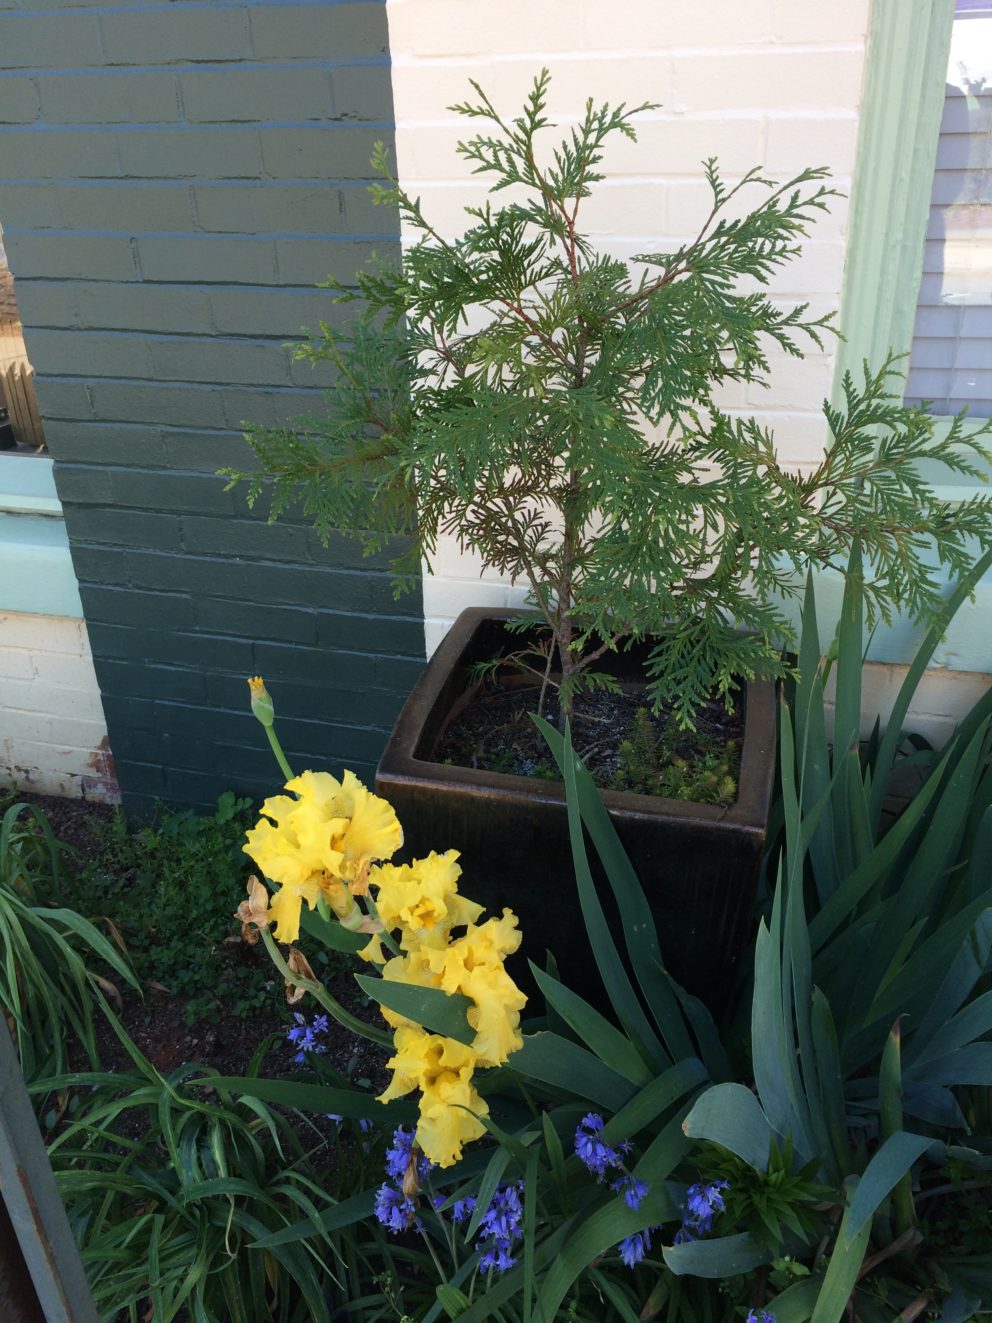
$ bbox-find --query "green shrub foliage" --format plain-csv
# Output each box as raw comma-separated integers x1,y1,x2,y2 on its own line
227,71,992,724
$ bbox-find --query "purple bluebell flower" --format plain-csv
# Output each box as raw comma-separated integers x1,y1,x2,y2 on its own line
373,1183,416,1234
450,1196,477,1223
479,1183,524,1244
384,1125,434,1184
480,1244,516,1273
285,1011,329,1063
617,1227,653,1268
574,1113,625,1178
672,1179,729,1244
325,1113,343,1125
359,1118,374,1134
611,1174,649,1211
384,1126,416,1181
468,1182,524,1274
685,1180,727,1227
745,1312,776,1323
434,1182,523,1272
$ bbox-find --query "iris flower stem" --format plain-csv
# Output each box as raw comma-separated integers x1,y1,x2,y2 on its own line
264,724,295,784
261,929,392,1049
362,894,403,958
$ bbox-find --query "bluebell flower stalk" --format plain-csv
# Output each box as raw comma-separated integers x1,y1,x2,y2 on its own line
574,1114,663,1268
575,1113,628,1178
374,1183,418,1234
618,1228,654,1268
612,1174,649,1211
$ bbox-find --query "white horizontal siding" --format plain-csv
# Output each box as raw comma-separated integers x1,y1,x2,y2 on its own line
906,9,992,415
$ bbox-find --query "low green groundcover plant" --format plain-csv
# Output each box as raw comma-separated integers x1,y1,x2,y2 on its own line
55,790,291,1021
38,1010,365,1323
611,706,739,804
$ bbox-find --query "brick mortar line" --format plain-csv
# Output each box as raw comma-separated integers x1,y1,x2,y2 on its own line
36,374,326,391
22,326,332,344
5,227,397,241
72,546,402,573
97,697,402,730
392,43,865,65
0,56,389,76
14,278,367,291
0,120,390,132
0,57,386,77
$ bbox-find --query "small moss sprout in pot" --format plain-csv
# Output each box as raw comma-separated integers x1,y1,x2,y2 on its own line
226,69,992,735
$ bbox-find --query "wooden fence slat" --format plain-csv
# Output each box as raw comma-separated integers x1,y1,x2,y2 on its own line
0,1019,99,1323
20,364,45,450
1,360,45,450
2,363,27,442
5,362,28,444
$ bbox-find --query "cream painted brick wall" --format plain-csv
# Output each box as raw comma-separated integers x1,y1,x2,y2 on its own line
824,665,992,751
386,0,873,653
0,613,118,801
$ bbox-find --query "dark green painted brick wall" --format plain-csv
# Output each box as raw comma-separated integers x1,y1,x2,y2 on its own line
0,0,424,815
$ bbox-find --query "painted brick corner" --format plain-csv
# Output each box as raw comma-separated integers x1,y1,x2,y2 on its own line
3,0,424,815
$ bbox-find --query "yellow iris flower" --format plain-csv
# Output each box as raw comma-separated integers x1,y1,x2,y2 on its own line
427,911,527,1065
243,769,402,942
379,909,526,1065
366,850,483,952
378,1024,488,1167
240,745,523,1167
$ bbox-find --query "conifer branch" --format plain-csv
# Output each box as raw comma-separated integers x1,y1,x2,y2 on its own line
225,73,992,730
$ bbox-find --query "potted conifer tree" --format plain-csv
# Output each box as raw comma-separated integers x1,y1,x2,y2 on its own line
227,73,992,1008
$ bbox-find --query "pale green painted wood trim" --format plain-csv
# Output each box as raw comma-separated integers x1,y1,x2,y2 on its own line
0,454,81,617
0,454,61,516
835,0,954,379
0,515,83,617
818,0,992,675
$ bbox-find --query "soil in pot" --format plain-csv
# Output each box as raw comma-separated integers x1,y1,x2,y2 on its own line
434,677,745,806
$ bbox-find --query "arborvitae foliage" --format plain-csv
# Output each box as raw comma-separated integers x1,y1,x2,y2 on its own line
225,71,992,727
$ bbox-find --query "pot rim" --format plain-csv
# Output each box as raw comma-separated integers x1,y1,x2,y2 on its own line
377,607,777,834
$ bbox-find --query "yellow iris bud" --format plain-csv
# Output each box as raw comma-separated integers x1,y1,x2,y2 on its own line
247,675,275,727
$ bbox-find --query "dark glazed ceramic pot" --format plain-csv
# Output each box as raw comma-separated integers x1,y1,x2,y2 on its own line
376,608,777,1015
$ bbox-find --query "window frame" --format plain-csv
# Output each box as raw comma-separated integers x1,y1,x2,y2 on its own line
837,1,956,385
836,0,991,471
815,0,992,672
